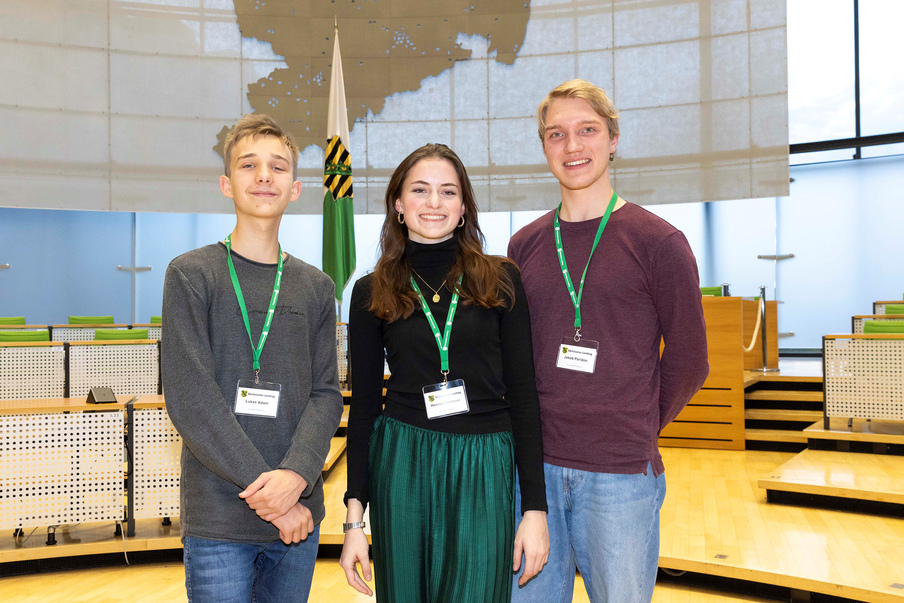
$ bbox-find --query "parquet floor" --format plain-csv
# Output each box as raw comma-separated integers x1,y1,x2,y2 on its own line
3,446,904,601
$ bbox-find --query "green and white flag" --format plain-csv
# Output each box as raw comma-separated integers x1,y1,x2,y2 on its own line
322,22,356,304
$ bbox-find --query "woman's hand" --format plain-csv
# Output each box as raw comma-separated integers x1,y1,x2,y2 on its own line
339,528,373,596
339,498,373,596
512,510,550,586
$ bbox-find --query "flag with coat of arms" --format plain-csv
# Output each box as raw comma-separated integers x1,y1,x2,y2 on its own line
322,21,356,304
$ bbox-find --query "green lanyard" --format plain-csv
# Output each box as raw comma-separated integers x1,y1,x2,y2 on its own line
554,190,618,341
224,234,282,382
410,275,462,382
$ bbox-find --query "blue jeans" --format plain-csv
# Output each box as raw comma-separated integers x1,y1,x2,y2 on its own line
183,526,319,603
512,463,665,603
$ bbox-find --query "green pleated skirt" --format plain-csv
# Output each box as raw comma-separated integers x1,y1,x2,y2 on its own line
368,415,516,603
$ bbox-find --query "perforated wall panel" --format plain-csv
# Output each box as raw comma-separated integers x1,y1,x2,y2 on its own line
824,338,904,420
69,343,159,398
0,345,65,400
337,324,348,386
52,327,96,341
147,326,162,340
0,411,124,529
131,408,181,519
876,304,887,315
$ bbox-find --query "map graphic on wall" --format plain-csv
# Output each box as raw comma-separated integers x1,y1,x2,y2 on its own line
0,0,789,214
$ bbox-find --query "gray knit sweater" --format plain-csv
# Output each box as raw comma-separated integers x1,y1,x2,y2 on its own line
162,242,343,543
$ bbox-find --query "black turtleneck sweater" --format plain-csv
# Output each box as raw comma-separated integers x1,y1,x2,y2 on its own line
345,238,547,513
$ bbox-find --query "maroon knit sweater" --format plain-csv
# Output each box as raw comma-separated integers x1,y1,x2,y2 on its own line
508,202,709,476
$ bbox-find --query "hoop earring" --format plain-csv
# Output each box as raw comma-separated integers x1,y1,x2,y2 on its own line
397,213,405,225
609,152,615,162
458,216,465,228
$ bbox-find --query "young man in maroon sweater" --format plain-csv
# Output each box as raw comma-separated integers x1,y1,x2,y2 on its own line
508,79,709,602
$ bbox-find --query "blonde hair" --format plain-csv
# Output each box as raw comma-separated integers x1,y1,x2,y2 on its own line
537,79,619,142
223,114,299,180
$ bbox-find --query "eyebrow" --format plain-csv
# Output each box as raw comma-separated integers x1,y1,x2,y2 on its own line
409,179,459,188
235,152,290,164
545,118,603,133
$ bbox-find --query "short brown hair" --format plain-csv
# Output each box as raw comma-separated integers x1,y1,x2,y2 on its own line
223,114,300,180
537,79,619,143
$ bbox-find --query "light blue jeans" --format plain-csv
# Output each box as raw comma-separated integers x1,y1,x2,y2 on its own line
512,463,665,603
183,526,319,603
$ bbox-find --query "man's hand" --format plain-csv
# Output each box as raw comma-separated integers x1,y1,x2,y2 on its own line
513,510,550,586
271,503,314,545
239,469,308,521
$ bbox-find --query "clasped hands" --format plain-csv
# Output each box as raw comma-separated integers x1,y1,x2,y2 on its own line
239,469,312,544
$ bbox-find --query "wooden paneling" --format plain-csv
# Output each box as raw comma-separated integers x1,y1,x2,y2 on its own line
662,421,738,441
697,297,744,389
661,298,746,450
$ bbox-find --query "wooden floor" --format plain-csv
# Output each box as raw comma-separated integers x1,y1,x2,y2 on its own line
0,558,777,603
660,447,904,603
5,446,904,601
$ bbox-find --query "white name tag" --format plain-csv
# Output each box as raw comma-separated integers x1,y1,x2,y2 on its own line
556,338,599,374
422,379,470,419
234,379,281,418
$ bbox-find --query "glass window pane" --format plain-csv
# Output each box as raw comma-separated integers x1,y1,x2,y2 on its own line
790,148,857,166
859,1,904,136
787,0,855,144
861,142,904,159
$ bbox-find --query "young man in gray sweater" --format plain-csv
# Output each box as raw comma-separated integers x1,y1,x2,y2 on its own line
162,114,343,603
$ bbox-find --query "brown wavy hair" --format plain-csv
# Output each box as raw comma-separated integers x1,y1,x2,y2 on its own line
369,143,515,322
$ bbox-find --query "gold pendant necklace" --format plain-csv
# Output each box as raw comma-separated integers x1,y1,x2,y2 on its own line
411,269,448,303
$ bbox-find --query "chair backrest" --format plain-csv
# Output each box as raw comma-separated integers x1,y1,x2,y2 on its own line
884,304,904,315
94,328,149,340
0,330,50,342
150,316,162,324
700,286,723,297
863,321,904,334
0,317,26,325
69,315,115,324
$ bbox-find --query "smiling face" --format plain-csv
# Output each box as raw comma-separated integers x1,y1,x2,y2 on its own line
394,158,465,245
542,96,619,199
219,134,301,221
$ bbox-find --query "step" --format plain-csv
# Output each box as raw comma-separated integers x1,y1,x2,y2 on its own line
339,405,349,429
745,428,807,443
745,409,823,422
804,419,904,445
758,448,904,505
323,437,346,472
744,390,823,403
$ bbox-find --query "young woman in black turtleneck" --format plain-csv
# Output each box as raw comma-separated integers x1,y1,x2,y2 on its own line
339,144,549,602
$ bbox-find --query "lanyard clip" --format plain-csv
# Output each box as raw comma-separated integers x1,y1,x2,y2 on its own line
441,370,449,384
254,369,260,385
574,328,582,343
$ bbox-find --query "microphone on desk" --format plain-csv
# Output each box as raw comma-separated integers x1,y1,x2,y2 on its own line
86,387,117,404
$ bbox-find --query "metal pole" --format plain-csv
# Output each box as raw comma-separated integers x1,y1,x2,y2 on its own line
759,286,779,373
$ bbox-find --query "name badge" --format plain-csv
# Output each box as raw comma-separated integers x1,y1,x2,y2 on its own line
234,379,281,418
556,337,599,374
422,379,469,419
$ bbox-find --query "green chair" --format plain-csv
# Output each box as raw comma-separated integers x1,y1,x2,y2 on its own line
94,329,149,340
884,304,904,315
0,317,26,325
0,330,50,342
69,315,115,324
863,321,904,334
700,286,723,297
150,316,162,324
